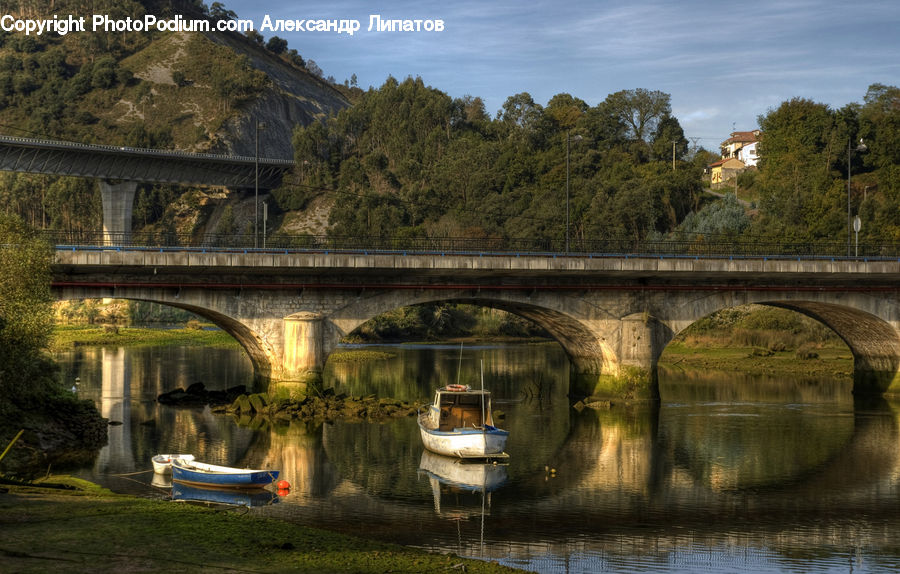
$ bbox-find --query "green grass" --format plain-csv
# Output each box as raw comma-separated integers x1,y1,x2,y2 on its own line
50,325,240,351
661,341,853,378
0,477,522,573
328,350,398,363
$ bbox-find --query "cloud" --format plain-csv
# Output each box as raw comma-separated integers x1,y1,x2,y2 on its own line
225,0,900,140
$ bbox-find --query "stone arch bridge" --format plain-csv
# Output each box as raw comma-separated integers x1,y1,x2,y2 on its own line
52,248,900,400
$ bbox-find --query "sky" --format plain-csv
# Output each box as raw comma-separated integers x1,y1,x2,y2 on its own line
224,0,900,150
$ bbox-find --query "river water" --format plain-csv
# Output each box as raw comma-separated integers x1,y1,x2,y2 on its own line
56,342,900,573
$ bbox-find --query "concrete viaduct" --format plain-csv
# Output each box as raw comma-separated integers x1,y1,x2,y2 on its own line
0,135,294,241
51,248,900,401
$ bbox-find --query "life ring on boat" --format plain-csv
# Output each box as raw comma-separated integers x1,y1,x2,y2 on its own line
446,384,468,392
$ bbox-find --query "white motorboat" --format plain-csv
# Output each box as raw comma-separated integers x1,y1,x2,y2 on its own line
418,383,508,459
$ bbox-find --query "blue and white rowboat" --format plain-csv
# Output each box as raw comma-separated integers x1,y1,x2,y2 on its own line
171,458,279,489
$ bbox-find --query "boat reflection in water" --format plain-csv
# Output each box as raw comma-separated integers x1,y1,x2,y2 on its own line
418,449,507,517
150,473,172,489
172,483,280,508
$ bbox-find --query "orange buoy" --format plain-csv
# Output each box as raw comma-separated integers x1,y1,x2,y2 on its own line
276,479,291,490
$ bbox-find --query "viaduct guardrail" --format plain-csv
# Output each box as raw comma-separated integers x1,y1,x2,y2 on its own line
41,230,900,260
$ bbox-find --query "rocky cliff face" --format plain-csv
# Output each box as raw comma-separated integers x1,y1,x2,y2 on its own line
204,32,350,160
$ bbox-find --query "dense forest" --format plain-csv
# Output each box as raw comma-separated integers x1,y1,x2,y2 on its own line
285,78,900,246
283,81,704,244
0,2,897,247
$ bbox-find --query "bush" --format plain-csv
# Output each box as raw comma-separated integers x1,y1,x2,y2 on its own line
796,344,820,360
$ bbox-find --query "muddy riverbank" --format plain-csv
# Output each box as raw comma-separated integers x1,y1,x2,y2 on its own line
0,476,523,574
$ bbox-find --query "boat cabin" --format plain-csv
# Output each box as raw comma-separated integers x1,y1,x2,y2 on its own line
435,386,495,431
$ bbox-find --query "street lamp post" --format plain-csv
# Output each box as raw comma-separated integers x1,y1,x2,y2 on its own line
566,133,583,253
254,121,260,248
254,120,267,249
847,137,867,257
262,201,268,249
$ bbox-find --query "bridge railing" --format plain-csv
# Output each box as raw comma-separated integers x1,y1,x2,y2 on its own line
41,230,900,259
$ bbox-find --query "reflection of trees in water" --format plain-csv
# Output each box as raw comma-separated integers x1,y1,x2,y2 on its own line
320,344,574,502
321,418,426,503
658,368,859,491
494,404,660,503
659,365,853,403
57,346,259,476
658,403,856,491
325,343,569,402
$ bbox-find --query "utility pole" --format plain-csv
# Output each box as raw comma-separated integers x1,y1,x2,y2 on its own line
254,120,259,248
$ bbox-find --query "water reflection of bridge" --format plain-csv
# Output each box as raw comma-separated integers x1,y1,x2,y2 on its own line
262,391,900,566
64,346,261,484
71,345,900,566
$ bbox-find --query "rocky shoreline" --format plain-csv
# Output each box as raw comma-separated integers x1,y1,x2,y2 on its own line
157,382,422,423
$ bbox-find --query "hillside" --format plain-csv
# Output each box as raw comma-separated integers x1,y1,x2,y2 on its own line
0,0,349,235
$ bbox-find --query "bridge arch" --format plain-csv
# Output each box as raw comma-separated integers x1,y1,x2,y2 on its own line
54,292,275,384
658,292,900,395
321,290,624,395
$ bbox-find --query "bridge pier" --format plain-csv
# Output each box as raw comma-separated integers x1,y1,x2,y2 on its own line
275,312,327,399
98,180,137,245
569,313,667,401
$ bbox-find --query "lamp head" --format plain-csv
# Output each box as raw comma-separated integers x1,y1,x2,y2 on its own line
856,138,867,152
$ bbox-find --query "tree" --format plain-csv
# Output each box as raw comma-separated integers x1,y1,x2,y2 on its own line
604,89,672,143
266,36,288,55
499,92,543,133
306,59,323,78
0,215,107,464
651,114,688,164
0,215,55,401
545,93,587,131
676,193,750,237
246,30,264,44
754,98,842,239
210,2,237,22
860,83,900,169
857,84,900,240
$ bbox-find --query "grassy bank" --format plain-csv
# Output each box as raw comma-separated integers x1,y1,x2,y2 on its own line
659,305,854,379
50,324,240,351
660,340,853,379
0,476,522,574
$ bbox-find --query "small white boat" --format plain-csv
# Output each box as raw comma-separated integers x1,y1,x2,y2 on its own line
418,383,508,459
152,454,195,474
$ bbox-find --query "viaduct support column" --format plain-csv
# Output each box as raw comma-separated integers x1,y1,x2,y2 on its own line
276,312,326,399
99,180,137,245
573,313,666,402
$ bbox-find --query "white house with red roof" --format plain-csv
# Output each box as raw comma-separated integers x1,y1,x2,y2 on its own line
721,130,761,167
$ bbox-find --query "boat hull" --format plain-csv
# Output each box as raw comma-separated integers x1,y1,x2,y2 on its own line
418,421,508,459
171,459,279,489
152,454,194,474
